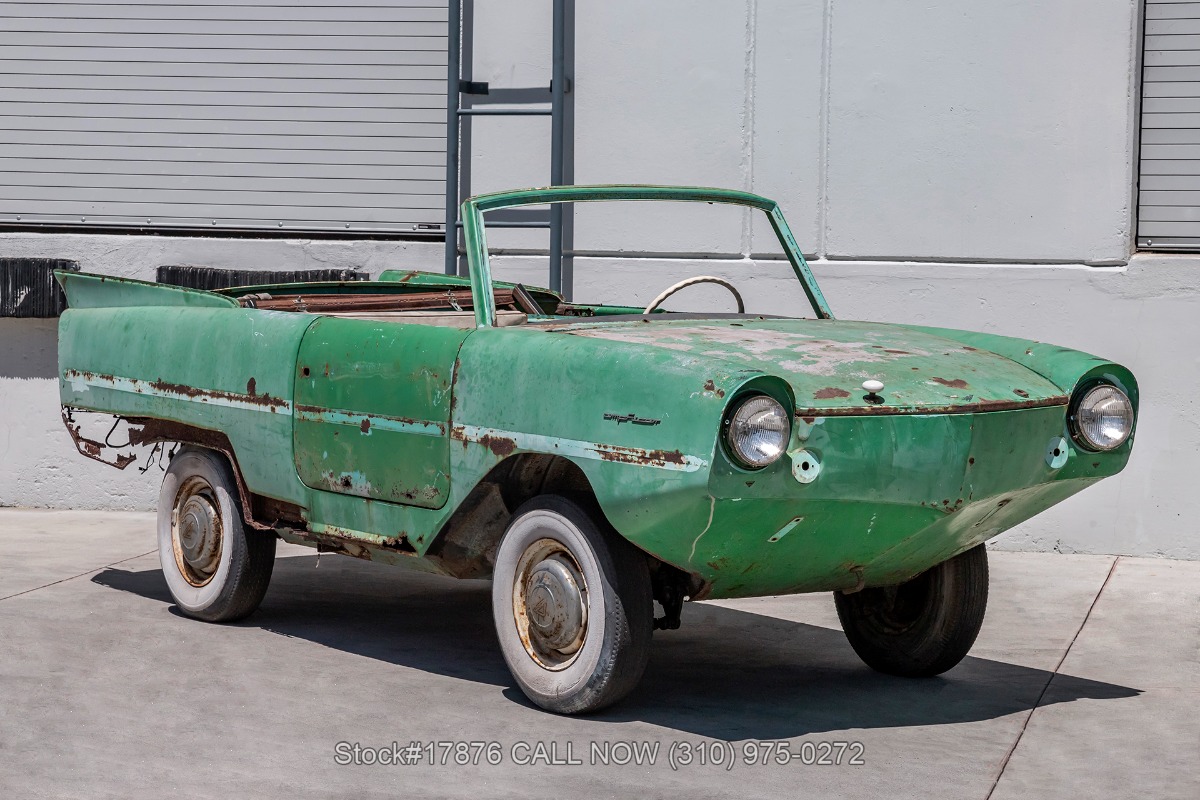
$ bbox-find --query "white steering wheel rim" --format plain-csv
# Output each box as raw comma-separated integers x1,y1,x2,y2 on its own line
643,275,745,315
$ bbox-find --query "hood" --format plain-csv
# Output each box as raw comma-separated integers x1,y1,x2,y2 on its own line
552,317,1068,415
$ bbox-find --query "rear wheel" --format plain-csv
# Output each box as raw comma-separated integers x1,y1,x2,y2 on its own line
834,544,988,677
492,495,653,714
157,447,276,622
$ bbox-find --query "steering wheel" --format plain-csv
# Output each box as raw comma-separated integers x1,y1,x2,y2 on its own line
643,275,745,315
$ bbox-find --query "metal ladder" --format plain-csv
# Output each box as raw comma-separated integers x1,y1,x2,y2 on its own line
444,0,570,295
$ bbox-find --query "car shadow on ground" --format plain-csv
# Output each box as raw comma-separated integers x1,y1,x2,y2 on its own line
92,553,1140,741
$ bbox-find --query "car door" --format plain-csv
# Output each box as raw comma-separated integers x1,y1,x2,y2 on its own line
292,316,469,509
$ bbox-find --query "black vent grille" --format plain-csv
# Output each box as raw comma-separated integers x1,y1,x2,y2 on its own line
156,266,368,291
0,258,79,318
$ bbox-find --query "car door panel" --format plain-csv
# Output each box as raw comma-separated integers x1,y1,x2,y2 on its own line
293,317,468,509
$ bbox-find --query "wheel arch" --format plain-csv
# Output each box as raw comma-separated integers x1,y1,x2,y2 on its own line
130,418,293,531
425,453,701,603
424,453,593,579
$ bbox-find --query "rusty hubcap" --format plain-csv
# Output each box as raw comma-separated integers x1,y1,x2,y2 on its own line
172,476,223,587
514,539,588,669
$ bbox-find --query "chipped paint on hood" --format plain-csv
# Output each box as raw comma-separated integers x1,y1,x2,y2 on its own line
552,318,1068,414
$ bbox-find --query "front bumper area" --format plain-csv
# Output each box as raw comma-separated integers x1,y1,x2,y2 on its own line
631,406,1130,599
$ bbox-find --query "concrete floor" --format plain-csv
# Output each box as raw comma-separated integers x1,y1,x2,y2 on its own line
0,510,1196,800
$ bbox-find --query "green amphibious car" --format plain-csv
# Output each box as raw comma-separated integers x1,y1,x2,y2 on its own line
57,186,1138,714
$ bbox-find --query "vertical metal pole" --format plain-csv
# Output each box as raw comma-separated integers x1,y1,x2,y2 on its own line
444,0,462,275
548,0,566,293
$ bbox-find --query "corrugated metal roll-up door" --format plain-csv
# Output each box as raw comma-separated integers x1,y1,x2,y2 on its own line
1139,1,1200,249
0,0,448,234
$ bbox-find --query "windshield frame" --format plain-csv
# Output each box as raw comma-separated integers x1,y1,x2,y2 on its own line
459,185,834,327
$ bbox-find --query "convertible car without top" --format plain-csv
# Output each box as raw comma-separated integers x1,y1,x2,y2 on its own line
57,186,1138,714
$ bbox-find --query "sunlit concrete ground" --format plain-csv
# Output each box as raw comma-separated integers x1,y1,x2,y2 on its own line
1,509,1196,800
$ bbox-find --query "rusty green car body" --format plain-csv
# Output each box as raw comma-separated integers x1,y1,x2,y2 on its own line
57,185,1137,603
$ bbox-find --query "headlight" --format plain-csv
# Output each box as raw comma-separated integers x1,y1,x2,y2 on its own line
725,395,790,468
1071,384,1133,451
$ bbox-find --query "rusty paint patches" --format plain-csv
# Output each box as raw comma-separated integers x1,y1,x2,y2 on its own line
794,394,1068,417
597,445,687,468
449,425,708,472
251,494,305,526
293,404,445,437
814,386,851,400
477,433,517,457
449,356,462,414
64,369,290,413
931,377,970,389
61,408,138,469
302,527,417,558
246,377,257,396
148,377,287,410
1013,388,1029,398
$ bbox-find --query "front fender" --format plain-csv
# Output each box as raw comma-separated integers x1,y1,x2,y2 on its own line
449,326,756,554
898,325,1139,407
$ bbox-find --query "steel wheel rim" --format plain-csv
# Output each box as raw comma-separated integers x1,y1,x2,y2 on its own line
512,537,589,670
171,475,223,588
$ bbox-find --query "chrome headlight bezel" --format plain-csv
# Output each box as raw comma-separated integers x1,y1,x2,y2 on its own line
1068,382,1134,452
722,393,791,469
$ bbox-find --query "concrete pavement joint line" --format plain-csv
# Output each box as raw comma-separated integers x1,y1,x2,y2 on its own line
983,555,1122,800
0,549,156,603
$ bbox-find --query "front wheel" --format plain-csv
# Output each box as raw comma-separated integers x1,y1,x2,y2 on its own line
834,544,988,677
492,495,653,714
158,447,276,622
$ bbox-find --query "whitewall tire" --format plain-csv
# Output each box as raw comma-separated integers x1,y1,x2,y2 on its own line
492,495,653,714
157,447,276,622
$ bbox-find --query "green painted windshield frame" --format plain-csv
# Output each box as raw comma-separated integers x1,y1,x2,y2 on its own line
460,185,834,327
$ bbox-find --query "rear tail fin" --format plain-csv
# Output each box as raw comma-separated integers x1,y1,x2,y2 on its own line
56,271,238,310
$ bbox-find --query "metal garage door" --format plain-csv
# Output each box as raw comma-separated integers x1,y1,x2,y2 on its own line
1139,1,1200,249
0,0,447,234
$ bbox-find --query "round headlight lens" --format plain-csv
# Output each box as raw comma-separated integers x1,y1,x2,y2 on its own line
726,395,790,468
1073,384,1133,451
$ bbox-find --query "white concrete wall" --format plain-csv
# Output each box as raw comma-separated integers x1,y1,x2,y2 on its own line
3,1,1195,558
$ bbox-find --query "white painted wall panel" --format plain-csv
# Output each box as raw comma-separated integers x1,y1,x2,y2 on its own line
825,0,1135,262
571,1,749,254
747,0,824,257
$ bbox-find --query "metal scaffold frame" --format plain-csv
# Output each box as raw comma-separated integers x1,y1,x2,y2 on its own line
444,0,572,296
